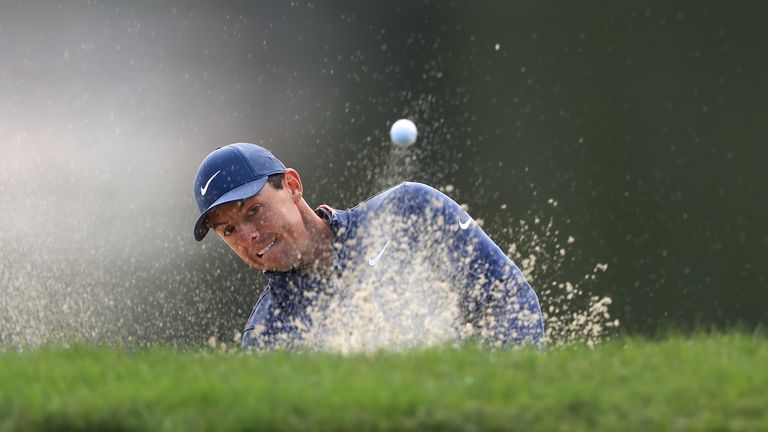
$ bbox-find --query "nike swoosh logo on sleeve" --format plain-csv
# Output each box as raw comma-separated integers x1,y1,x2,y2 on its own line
459,217,473,230
368,238,391,266
201,170,221,196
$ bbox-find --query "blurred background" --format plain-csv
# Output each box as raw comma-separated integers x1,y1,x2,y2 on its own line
1,1,766,347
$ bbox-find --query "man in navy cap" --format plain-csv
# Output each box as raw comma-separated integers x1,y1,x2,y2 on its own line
194,143,544,350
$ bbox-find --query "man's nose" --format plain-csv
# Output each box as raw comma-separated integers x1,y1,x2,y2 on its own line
239,225,260,244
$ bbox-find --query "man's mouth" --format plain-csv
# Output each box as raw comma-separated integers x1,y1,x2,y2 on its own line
257,238,277,258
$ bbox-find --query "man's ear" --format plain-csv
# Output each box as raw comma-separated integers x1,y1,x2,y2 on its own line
284,168,303,200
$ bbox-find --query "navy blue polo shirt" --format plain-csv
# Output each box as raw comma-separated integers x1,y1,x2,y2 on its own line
242,182,544,349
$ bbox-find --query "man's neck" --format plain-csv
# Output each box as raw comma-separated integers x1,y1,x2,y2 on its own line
295,202,334,275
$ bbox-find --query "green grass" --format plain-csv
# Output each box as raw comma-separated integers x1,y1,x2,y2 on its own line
0,333,766,431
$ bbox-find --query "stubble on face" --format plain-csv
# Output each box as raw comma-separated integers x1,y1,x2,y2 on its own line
207,169,334,274
207,185,304,272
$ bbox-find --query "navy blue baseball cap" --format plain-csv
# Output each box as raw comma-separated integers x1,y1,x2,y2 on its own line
193,143,286,241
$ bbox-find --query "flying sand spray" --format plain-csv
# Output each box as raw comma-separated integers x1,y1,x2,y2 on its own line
288,117,618,354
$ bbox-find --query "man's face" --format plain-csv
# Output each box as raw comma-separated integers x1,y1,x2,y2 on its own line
206,173,308,272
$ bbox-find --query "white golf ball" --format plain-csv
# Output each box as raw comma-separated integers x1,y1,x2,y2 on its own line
389,119,418,147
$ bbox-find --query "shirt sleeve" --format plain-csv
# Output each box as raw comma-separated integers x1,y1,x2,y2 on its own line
241,283,274,350
401,182,545,347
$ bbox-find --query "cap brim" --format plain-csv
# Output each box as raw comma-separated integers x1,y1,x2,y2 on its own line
193,176,269,241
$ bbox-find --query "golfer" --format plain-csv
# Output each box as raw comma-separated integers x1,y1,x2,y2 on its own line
193,143,544,349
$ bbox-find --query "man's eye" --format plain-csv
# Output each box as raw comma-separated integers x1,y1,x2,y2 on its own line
223,226,235,236
248,205,260,215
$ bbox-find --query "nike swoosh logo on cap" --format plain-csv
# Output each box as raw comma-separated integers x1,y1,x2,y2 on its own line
200,170,221,196
459,216,472,230
368,238,391,266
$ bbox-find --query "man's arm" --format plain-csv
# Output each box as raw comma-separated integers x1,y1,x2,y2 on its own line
401,182,545,347
241,284,274,350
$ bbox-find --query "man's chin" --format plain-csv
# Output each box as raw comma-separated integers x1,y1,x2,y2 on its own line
252,258,296,273
262,264,290,272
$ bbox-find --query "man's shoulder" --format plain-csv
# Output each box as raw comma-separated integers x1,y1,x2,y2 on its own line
244,284,274,331
350,181,447,212
398,181,444,199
